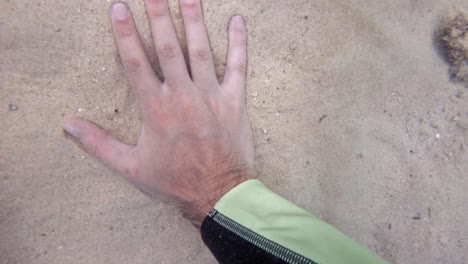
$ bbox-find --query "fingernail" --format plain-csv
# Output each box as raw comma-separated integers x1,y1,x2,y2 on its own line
112,2,128,21
232,15,243,23
63,123,79,139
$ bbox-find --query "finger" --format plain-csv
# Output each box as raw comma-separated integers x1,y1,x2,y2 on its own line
179,0,217,85
222,16,247,97
144,0,189,85
63,118,136,177
111,2,161,100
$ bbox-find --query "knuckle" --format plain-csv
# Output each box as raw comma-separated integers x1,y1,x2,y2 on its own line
181,0,198,10
88,133,108,158
228,63,247,75
231,37,247,49
172,89,197,112
188,12,202,23
147,1,169,19
191,48,211,62
180,0,202,23
149,9,168,19
177,91,193,108
123,57,143,74
115,23,134,38
158,44,179,60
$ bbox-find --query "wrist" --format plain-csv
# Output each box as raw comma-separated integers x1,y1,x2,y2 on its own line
179,165,254,228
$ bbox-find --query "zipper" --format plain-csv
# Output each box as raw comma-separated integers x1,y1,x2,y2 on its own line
209,209,317,264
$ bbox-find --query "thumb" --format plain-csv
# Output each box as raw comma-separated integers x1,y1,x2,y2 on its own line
63,118,136,176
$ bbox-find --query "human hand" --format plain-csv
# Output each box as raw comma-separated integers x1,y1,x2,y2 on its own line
63,0,254,227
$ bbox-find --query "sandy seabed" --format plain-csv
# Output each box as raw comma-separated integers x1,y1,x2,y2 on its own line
1,0,467,263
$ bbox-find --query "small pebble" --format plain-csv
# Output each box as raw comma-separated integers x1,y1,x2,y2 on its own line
262,128,268,134
435,133,441,139
8,103,19,111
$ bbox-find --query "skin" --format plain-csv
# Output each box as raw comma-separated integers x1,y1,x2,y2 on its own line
63,0,254,227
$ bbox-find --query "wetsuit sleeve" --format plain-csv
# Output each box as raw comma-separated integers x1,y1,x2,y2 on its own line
200,179,387,264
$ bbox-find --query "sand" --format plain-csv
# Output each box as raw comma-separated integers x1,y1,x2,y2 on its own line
1,0,467,263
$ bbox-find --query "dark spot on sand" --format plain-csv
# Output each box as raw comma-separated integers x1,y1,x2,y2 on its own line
319,114,327,123
434,14,468,86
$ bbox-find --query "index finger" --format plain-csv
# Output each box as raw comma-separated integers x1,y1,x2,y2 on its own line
111,2,161,97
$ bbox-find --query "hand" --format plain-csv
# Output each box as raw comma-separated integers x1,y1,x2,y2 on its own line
63,0,254,227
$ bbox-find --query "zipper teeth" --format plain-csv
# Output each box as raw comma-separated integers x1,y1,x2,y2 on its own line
210,209,316,264
207,209,217,217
